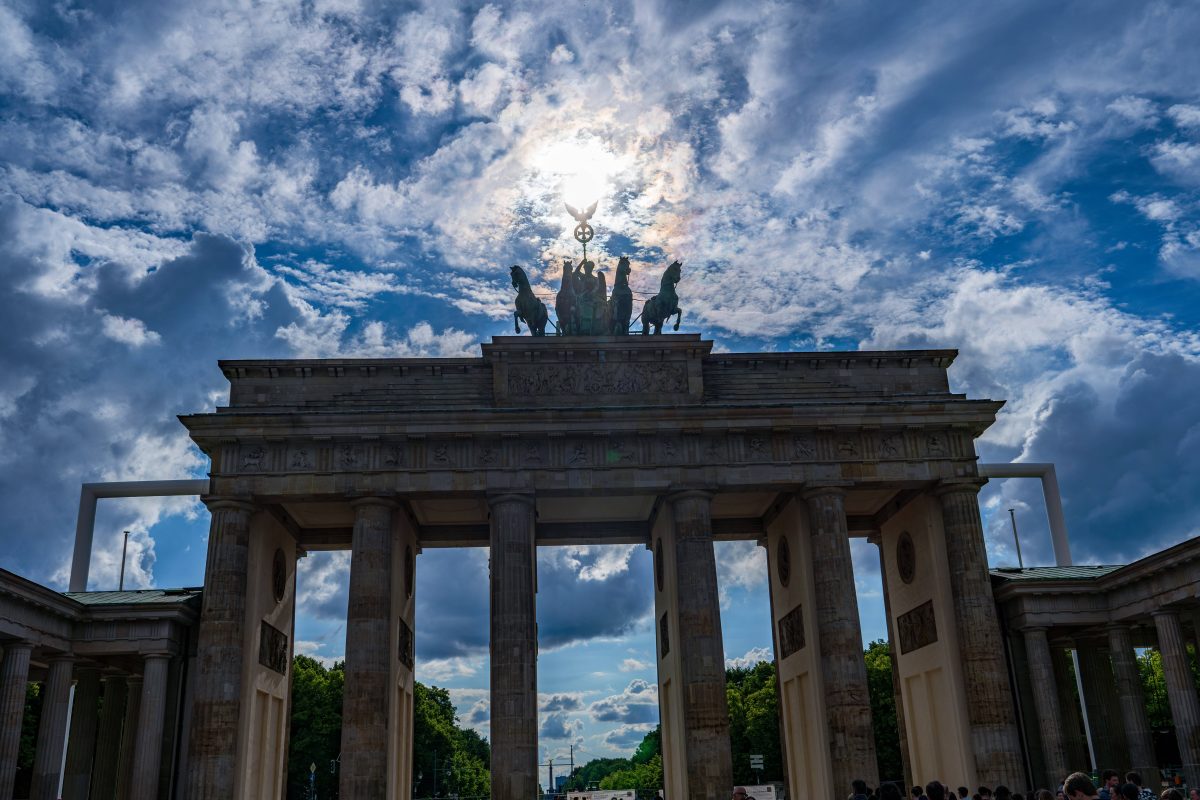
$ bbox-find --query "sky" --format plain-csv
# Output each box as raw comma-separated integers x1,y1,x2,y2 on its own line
1,0,1199,770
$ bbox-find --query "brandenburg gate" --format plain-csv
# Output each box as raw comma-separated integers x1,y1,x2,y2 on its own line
179,333,1025,800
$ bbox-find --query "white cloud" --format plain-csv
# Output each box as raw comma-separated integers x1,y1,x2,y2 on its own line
100,314,161,347
725,646,773,669
619,658,650,672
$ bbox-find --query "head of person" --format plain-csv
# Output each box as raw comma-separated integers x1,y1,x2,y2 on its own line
1118,785,1140,800
914,788,926,799
927,782,947,800
1065,772,1099,800
854,780,869,797
1160,791,1184,800
1125,774,1143,789
733,787,748,800
959,789,969,799
1015,793,1025,800
1038,789,1056,800
981,788,994,799
1103,772,1121,790
881,782,903,800
995,786,1012,800
1188,790,1199,800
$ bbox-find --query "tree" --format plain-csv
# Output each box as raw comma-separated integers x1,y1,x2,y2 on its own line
564,758,633,791
599,754,664,791
864,640,902,782
288,655,345,799
726,661,783,783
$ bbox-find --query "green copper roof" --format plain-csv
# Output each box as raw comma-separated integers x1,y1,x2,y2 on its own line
989,565,1123,582
63,588,202,605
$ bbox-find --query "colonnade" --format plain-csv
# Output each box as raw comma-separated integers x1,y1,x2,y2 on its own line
1017,613,1200,789
0,647,173,800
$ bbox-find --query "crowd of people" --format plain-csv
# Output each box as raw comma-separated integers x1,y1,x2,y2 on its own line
831,772,1200,800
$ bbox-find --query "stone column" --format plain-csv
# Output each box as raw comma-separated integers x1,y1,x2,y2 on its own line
1050,645,1089,770
90,675,127,800
116,677,142,800
1153,611,1200,783
0,642,34,800
871,535,913,787
130,654,171,800
1023,628,1069,786
1077,645,1128,771
936,481,1024,785
31,656,75,800
670,489,734,798
803,487,878,792
340,498,396,800
62,667,101,800
187,499,254,799
489,492,539,800
1108,625,1156,780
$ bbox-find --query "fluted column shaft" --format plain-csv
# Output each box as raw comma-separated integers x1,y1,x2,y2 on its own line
1077,645,1127,771
937,483,1024,785
62,667,101,800
489,493,538,800
0,643,34,800
31,656,75,800
187,499,254,799
804,487,878,791
1108,626,1156,778
340,499,396,800
671,490,734,798
115,678,141,800
129,654,171,800
1154,611,1200,781
1049,645,1089,769
1023,628,1069,786
90,675,127,800
872,537,913,788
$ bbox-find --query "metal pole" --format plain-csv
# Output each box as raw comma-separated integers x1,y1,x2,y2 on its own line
119,530,129,590
977,463,1073,566
1008,509,1024,569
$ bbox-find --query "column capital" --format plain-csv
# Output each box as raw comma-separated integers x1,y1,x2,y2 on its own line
798,482,852,501
665,486,715,504
1,641,33,655
1022,625,1050,635
932,478,988,496
47,653,76,665
486,490,536,508
348,495,400,510
1151,608,1180,619
202,496,257,514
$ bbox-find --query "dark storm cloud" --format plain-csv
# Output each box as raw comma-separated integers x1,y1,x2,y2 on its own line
413,548,490,661
603,724,655,750
984,351,1200,565
0,212,297,586
536,547,654,649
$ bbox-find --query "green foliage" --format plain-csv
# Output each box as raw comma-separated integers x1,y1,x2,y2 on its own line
286,656,489,798
598,754,664,790
726,661,783,783
631,726,661,765
1139,647,1172,730
411,682,491,798
564,757,633,791
288,655,345,799
864,640,903,782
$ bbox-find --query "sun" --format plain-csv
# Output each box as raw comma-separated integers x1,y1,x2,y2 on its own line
530,133,630,212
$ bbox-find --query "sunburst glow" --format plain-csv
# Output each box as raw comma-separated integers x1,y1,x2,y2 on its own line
530,134,632,212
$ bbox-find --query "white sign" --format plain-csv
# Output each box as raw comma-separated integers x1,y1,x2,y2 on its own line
741,785,777,800
749,755,764,768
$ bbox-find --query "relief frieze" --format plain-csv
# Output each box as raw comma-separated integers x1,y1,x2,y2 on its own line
506,362,687,397
218,425,966,475
897,599,938,654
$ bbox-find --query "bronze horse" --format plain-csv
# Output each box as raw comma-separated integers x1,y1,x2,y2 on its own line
510,265,548,336
609,256,633,335
641,260,682,334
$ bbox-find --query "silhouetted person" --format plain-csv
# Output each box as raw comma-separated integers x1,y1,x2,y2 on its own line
1037,789,1055,800
1159,791,1183,800
1125,774,1153,800
927,782,947,800
958,788,969,800
852,779,871,800
995,785,1012,800
881,783,903,800
1064,773,1099,800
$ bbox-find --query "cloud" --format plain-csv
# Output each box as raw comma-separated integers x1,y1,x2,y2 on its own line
725,647,773,669
588,679,659,724
539,711,583,740
541,693,584,712
603,723,656,751
619,658,650,673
